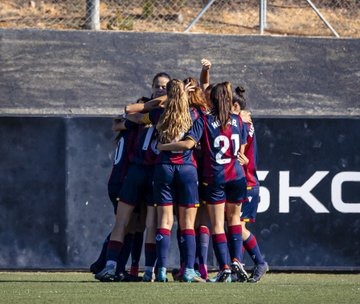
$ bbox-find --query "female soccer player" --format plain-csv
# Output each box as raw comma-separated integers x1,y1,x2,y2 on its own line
233,86,269,283
158,82,248,282
127,79,205,282
94,72,171,282
184,76,211,281
90,113,145,281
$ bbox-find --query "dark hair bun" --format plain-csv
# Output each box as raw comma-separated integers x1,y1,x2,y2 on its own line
235,86,245,95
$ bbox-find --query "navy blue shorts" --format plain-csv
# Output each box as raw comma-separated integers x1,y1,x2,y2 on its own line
202,177,248,205
119,163,155,207
108,182,141,214
241,186,259,222
153,164,199,207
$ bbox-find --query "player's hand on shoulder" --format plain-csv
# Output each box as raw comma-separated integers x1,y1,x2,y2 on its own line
240,110,252,124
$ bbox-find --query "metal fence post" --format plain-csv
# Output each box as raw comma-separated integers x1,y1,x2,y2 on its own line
263,0,267,29
259,0,265,34
84,0,100,30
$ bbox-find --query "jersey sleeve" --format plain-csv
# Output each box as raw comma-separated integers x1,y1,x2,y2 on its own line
240,118,249,145
185,115,204,143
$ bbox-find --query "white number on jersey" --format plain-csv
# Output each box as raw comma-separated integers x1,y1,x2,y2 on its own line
214,134,240,165
142,126,155,150
114,137,125,165
143,126,160,155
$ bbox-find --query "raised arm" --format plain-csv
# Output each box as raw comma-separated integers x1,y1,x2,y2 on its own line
200,58,212,91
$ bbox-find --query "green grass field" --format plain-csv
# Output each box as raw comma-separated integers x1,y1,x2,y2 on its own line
0,272,359,304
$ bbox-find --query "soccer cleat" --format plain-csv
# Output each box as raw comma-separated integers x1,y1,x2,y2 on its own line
143,270,155,282
208,266,231,282
120,272,142,282
94,264,116,282
195,270,202,278
231,259,249,282
155,267,168,282
90,260,106,274
113,272,126,282
172,268,184,282
248,262,269,283
182,268,206,283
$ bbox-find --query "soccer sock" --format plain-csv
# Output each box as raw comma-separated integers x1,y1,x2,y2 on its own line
243,233,265,265
196,226,210,266
181,229,196,269
116,233,133,273
93,233,110,266
130,231,144,276
228,225,243,262
106,240,123,263
156,228,171,268
197,226,210,278
177,226,185,267
144,242,157,270
212,233,229,269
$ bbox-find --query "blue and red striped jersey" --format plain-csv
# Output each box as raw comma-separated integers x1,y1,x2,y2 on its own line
108,120,137,184
149,106,201,166
127,122,159,166
243,121,259,187
189,113,247,184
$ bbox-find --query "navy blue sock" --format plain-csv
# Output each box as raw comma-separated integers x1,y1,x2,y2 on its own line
131,231,144,270
94,233,110,265
243,233,265,265
177,227,185,267
156,228,171,268
106,240,123,262
145,242,157,268
212,233,229,269
116,233,134,272
196,226,210,265
228,225,243,262
181,229,196,269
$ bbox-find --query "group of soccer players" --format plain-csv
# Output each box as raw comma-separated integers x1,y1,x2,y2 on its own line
91,59,268,283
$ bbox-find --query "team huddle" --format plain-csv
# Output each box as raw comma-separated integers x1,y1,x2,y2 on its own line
91,59,268,283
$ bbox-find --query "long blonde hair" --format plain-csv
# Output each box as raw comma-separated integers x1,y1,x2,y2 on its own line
157,79,192,143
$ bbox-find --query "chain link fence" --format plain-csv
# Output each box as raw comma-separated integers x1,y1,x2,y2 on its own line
0,1,359,37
